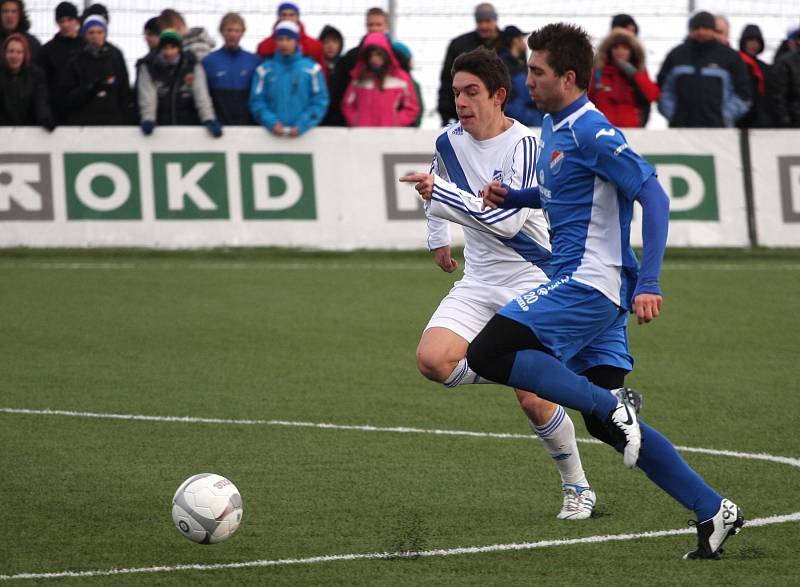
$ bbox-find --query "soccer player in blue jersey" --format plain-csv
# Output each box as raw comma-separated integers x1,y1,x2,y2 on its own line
469,23,744,559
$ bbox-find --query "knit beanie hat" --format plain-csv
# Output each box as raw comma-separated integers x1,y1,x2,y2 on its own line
80,14,107,36
278,3,300,16
55,2,79,21
158,28,182,49
689,11,716,31
611,13,639,35
275,20,300,40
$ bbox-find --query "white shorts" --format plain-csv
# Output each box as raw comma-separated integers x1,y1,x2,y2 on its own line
425,268,548,342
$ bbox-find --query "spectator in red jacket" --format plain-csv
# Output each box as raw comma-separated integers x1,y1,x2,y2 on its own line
589,27,660,127
255,3,326,81
341,32,419,127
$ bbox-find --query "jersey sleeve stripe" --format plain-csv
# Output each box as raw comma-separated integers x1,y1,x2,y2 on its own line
431,186,522,224
432,184,520,221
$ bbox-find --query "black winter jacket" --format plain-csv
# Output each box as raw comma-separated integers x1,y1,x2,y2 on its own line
437,30,499,125
36,33,86,123
0,63,53,126
656,38,751,127
772,51,800,127
60,43,132,125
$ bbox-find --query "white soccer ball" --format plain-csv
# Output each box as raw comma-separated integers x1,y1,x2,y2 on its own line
171,473,243,544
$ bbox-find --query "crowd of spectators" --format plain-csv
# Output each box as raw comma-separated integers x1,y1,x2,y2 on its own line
1,0,800,132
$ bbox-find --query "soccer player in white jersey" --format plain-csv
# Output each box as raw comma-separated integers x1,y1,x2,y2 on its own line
472,23,743,559
400,47,599,520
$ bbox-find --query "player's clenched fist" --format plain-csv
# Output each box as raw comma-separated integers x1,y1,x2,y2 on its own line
481,180,507,209
399,172,434,200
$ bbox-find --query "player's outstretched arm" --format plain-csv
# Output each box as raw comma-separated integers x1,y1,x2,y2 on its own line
407,174,528,238
399,172,434,200
633,175,670,324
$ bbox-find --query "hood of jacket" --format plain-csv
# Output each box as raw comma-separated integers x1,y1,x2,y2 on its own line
739,24,765,54
184,27,216,49
350,32,403,80
319,25,343,57
596,27,646,71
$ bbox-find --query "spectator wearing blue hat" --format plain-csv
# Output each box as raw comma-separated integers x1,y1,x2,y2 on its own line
256,3,326,81
60,14,131,125
250,20,328,137
137,29,222,137
203,12,260,125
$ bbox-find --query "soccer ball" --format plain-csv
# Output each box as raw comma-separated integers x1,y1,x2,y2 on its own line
171,473,243,544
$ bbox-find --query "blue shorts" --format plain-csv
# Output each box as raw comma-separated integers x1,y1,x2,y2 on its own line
497,274,634,375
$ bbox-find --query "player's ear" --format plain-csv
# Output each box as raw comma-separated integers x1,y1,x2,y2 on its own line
494,87,508,107
562,69,577,89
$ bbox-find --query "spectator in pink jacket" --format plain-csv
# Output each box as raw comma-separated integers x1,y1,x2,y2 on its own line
341,32,419,127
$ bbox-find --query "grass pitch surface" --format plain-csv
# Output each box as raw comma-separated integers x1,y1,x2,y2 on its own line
1,249,799,586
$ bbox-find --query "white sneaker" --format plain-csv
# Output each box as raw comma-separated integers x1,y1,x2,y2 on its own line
684,498,745,560
556,484,596,520
605,388,643,468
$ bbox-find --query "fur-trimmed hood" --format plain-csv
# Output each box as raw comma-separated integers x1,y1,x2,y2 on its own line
596,27,646,71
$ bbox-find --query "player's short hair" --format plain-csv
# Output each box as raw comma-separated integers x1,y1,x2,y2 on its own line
219,12,245,32
527,23,593,90
451,47,511,109
158,8,185,31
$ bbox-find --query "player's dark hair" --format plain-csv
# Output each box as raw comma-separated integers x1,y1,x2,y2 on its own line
527,22,593,90
451,47,511,109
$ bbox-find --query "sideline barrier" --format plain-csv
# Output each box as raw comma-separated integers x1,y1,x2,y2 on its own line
1,127,797,248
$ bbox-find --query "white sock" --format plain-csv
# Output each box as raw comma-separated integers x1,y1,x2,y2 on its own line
442,357,490,387
530,406,589,487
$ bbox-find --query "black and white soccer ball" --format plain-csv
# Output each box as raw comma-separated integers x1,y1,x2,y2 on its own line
171,473,243,544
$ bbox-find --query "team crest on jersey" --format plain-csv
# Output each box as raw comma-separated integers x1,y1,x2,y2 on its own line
549,150,565,174
492,169,503,182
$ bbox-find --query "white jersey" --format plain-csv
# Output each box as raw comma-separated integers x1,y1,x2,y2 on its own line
426,119,551,287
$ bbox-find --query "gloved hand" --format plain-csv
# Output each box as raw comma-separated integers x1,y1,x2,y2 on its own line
204,119,223,138
141,120,156,136
615,59,638,78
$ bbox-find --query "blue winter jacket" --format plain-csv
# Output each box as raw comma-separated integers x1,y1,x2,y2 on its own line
249,49,329,134
203,47,260,125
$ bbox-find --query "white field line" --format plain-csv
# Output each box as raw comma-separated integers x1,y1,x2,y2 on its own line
0,261,799,272
2,407,800,470
1,512,799,582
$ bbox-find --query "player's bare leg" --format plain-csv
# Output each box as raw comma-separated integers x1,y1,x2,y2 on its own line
417,326,595,519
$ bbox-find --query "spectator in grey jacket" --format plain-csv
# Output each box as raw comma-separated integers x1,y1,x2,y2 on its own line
137,29,221,137
157,8,215,62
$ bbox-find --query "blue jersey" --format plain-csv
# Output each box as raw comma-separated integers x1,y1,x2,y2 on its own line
536,95,654,310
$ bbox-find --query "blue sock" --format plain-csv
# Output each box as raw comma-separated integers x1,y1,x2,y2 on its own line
508,349,617,420
508,349,722,520
636,420,722,520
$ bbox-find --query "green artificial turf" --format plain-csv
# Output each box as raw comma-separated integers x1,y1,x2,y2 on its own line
1,249,798,585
